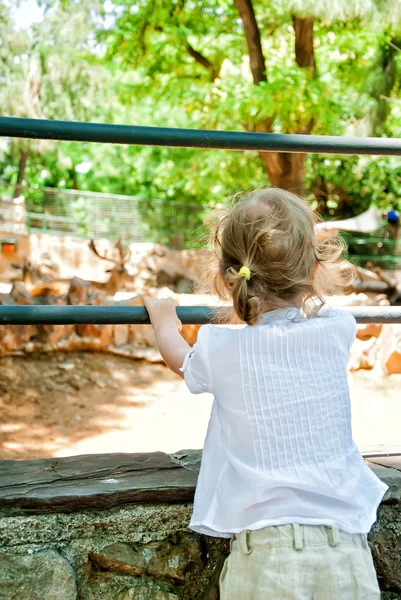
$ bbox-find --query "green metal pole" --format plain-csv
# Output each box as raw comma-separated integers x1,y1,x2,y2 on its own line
0,305,400,325
1,116,401,156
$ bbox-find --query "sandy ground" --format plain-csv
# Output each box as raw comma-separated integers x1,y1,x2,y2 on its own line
0,352,400,460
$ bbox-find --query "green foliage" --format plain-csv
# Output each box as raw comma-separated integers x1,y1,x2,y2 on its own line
1,0,401,248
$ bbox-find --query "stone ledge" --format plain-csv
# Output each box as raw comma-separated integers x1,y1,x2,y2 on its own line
0,451,400,599
0,450,399,517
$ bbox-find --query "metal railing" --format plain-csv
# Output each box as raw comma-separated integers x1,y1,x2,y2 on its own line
1,115,401,325
2,116,401,155
0,305,400,325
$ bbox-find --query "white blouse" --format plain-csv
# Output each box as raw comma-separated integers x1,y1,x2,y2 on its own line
182,307,388,538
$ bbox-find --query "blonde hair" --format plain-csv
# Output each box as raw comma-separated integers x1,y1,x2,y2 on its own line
206,188,352,325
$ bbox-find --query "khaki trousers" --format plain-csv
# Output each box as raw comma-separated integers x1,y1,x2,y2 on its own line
219,524,380,600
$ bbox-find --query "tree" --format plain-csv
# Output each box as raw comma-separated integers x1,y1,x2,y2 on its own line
98,0,400,196
0,0,111,196
3,0,401,229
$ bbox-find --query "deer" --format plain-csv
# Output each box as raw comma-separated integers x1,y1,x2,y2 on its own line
15,239,133,300
87,238,132,296
11,255,59,287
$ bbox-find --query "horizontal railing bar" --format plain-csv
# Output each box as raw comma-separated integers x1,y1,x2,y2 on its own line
0,305,400,325
2,116,401,156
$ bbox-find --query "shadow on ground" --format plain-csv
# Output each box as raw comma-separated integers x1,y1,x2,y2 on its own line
0,352,187,460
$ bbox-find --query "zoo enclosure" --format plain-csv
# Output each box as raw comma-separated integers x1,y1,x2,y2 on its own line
0,115,401,325
0,184,204,249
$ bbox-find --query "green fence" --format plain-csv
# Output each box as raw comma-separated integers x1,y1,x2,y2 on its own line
0,184,206,249
343,227,401,270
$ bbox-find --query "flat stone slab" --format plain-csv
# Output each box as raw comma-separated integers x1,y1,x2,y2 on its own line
0,451,200,516
0,450,399,516
368,455,401,471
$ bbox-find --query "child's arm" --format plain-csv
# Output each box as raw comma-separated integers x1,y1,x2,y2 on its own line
144,297,190,378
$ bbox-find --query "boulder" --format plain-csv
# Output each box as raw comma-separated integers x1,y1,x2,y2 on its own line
356,323,383,341
349,338,377,371
127,243,205,293
10,281,35,305
90,543,147,576
377,325,401,375
89,534,202,583
0,549,77,600
0,324,33,354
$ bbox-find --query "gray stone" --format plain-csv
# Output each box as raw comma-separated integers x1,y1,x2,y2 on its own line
0,549,77,600
115,588,179,600
142,533,203,581
369,531,401,592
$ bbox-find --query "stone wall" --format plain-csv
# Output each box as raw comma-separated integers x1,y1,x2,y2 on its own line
0,451,400,600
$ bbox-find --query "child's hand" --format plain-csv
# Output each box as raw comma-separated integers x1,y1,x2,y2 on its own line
144,297,182,332
144,297,188,377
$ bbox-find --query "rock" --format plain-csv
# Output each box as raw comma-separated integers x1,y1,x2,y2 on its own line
378,325,401,375
90,542,147,576
176,279,193,294
356,323,383,341
180,324,200,347
58,363,75,371
90,534,202,582
115,589,179,600
0,324,33,354
67,277,95,305
128,243,204,293
0,365,21,390
370,532,401,592
349,338,377,372
35,325,75,345
67,374,85,391
143,533,203,581
129,324,156,348
385,350,401,375
10,281,35,305
0,549,77,600
75,323,113,347
114,324,129,347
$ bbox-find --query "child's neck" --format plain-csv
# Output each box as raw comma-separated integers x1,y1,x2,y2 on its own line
262,299,302,314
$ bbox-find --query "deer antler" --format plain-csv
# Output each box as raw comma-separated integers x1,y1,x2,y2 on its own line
115,237,131,265
89,240,119,265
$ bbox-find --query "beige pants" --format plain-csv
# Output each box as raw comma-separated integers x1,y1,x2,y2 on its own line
219,524,380,600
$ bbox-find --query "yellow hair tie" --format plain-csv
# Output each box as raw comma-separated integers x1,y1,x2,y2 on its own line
239,266,251,281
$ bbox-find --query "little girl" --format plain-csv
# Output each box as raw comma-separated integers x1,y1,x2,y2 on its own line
145,188,387,599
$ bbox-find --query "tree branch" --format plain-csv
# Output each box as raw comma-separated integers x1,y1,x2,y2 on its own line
234,0,267,84
186,44,219,81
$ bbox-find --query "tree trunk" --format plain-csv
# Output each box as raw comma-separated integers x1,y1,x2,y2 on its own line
234,3,317,193
292,16,316,70
233,0,267,84
258,151,306,196
13,149,29,199
259,17,316,193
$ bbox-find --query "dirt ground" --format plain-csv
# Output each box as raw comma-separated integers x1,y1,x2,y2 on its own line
0,352,400,460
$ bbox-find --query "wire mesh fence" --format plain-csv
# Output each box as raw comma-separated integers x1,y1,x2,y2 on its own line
1,182,401,264
0,184,206,249
343,228,401,270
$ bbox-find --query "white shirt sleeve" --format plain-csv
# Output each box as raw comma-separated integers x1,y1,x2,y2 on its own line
181,325,213,394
